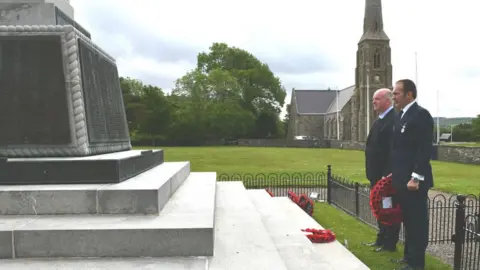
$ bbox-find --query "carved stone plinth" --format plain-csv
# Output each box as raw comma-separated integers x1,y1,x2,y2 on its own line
0,25,131,157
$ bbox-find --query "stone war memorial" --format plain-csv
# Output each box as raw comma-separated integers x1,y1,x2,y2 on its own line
0,1,369,269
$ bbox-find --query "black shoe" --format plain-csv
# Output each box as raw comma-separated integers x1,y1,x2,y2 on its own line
391,258,408,264
374,247,396,252
362,241,382,247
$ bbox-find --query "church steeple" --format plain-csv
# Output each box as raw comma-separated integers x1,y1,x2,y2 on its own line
359,0,389,42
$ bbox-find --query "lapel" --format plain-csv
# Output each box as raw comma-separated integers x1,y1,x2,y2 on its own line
394,102,418,135
367,119,380,143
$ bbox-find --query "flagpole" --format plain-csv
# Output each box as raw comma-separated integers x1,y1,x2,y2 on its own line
436,90,440,143
366,69,370,137
336,89,340,140
415,52,418,101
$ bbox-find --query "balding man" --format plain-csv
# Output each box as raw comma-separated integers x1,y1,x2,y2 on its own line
363,88,400,252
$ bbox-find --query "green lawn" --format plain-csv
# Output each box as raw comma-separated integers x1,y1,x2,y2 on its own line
136,146,480,195
312,202,451,270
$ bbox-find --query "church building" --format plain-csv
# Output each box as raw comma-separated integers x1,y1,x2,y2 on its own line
287,0,393,142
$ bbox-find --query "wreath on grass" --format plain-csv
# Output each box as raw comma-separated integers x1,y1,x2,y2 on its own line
369,175,402,226
301,228,336,243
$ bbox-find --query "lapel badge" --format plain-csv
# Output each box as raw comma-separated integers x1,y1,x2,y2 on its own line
401,124,406,133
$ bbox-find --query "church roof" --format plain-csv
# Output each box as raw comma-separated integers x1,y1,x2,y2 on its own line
325,85,356,114
293,89,336,114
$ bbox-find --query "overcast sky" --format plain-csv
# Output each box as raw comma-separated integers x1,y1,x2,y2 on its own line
70,0,479,118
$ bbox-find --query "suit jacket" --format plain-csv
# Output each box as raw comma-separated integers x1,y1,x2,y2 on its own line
365,108,395,186
391,102,434,193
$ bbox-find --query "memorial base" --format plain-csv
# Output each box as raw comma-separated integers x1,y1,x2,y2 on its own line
0,149,164,185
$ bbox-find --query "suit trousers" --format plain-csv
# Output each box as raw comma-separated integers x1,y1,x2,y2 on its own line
399,190,429,269
376,218,401,249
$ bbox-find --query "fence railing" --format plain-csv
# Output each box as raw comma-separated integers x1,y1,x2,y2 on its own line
217,172,327,198
216,165,480,269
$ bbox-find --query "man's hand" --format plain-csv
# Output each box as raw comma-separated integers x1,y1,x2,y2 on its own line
407,178,419,191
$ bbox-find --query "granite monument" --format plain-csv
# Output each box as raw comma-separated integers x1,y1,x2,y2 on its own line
0,0,163,184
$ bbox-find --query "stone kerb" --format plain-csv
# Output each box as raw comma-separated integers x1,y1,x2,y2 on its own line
0,25,131,157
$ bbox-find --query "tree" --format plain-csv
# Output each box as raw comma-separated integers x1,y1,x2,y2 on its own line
120,77,172,142
196,43,287,137
471,114,480,141
452,123,474,142
171,67,256,143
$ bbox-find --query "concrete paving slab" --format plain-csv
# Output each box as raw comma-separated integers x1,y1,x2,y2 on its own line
0,162,190,215
273,197,370,270
97,161,190,214
208,182,287,270
248,190,335,269
0,256,208,269
2,172,216,258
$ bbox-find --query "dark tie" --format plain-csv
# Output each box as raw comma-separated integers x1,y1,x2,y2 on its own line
398,110,404,119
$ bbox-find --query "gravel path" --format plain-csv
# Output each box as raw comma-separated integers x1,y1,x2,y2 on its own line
263,186,479,267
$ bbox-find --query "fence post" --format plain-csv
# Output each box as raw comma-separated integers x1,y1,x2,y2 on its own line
327,165,332,204
355,182,360,217
452,195,466,270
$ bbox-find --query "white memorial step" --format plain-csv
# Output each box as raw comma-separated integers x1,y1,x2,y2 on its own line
208,182,288,270
248,189,336,269
0,161,190,215
0,172,216,259
0,256,209,269
272,197,370,270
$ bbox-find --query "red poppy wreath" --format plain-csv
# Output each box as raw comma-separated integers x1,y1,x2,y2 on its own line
301,228,336,243
369,175,402,226
288,190,314,216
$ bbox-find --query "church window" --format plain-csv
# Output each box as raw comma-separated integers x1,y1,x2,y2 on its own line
374,21,378,31
373,49,380,69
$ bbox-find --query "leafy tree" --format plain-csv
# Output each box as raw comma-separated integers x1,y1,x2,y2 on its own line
452,123,474,142
471,115,480,141
120,77,172,142
196,43,287,137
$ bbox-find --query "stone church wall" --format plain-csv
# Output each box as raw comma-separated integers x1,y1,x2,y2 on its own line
436,145,480,165
237,139,479,166
295,115,325,139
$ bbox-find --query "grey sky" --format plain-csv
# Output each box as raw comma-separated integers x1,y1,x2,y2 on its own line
70,0,480,117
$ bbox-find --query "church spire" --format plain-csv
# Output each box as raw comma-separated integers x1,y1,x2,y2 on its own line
359,0,389,42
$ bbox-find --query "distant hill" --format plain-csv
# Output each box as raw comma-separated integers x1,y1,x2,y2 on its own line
433,117,474,127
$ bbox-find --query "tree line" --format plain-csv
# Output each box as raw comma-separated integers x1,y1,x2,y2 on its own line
434,119,480,142
121,42,289,146
120,42,480,145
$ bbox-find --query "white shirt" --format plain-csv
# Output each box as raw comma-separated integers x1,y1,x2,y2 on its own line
379,106,393,119
400,100,416,119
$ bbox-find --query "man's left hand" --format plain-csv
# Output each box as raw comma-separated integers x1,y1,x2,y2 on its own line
407,178,419,191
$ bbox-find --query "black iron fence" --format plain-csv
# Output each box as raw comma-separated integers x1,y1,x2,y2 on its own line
217,165,480,269
217,172,327,198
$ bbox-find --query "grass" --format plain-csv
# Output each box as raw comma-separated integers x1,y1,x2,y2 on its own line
135,146,480,195
312,202,451,270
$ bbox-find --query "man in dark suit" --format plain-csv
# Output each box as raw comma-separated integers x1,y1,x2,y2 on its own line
364,88,400,252
391,79,434,270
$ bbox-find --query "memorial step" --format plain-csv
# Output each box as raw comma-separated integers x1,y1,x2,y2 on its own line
271,197,370,270
0,161,190,215
248,189,336,269
0,172,216,259
0,256,209,269
208,182,288,270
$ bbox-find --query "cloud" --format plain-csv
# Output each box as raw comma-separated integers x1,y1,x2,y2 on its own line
69,0,480,118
